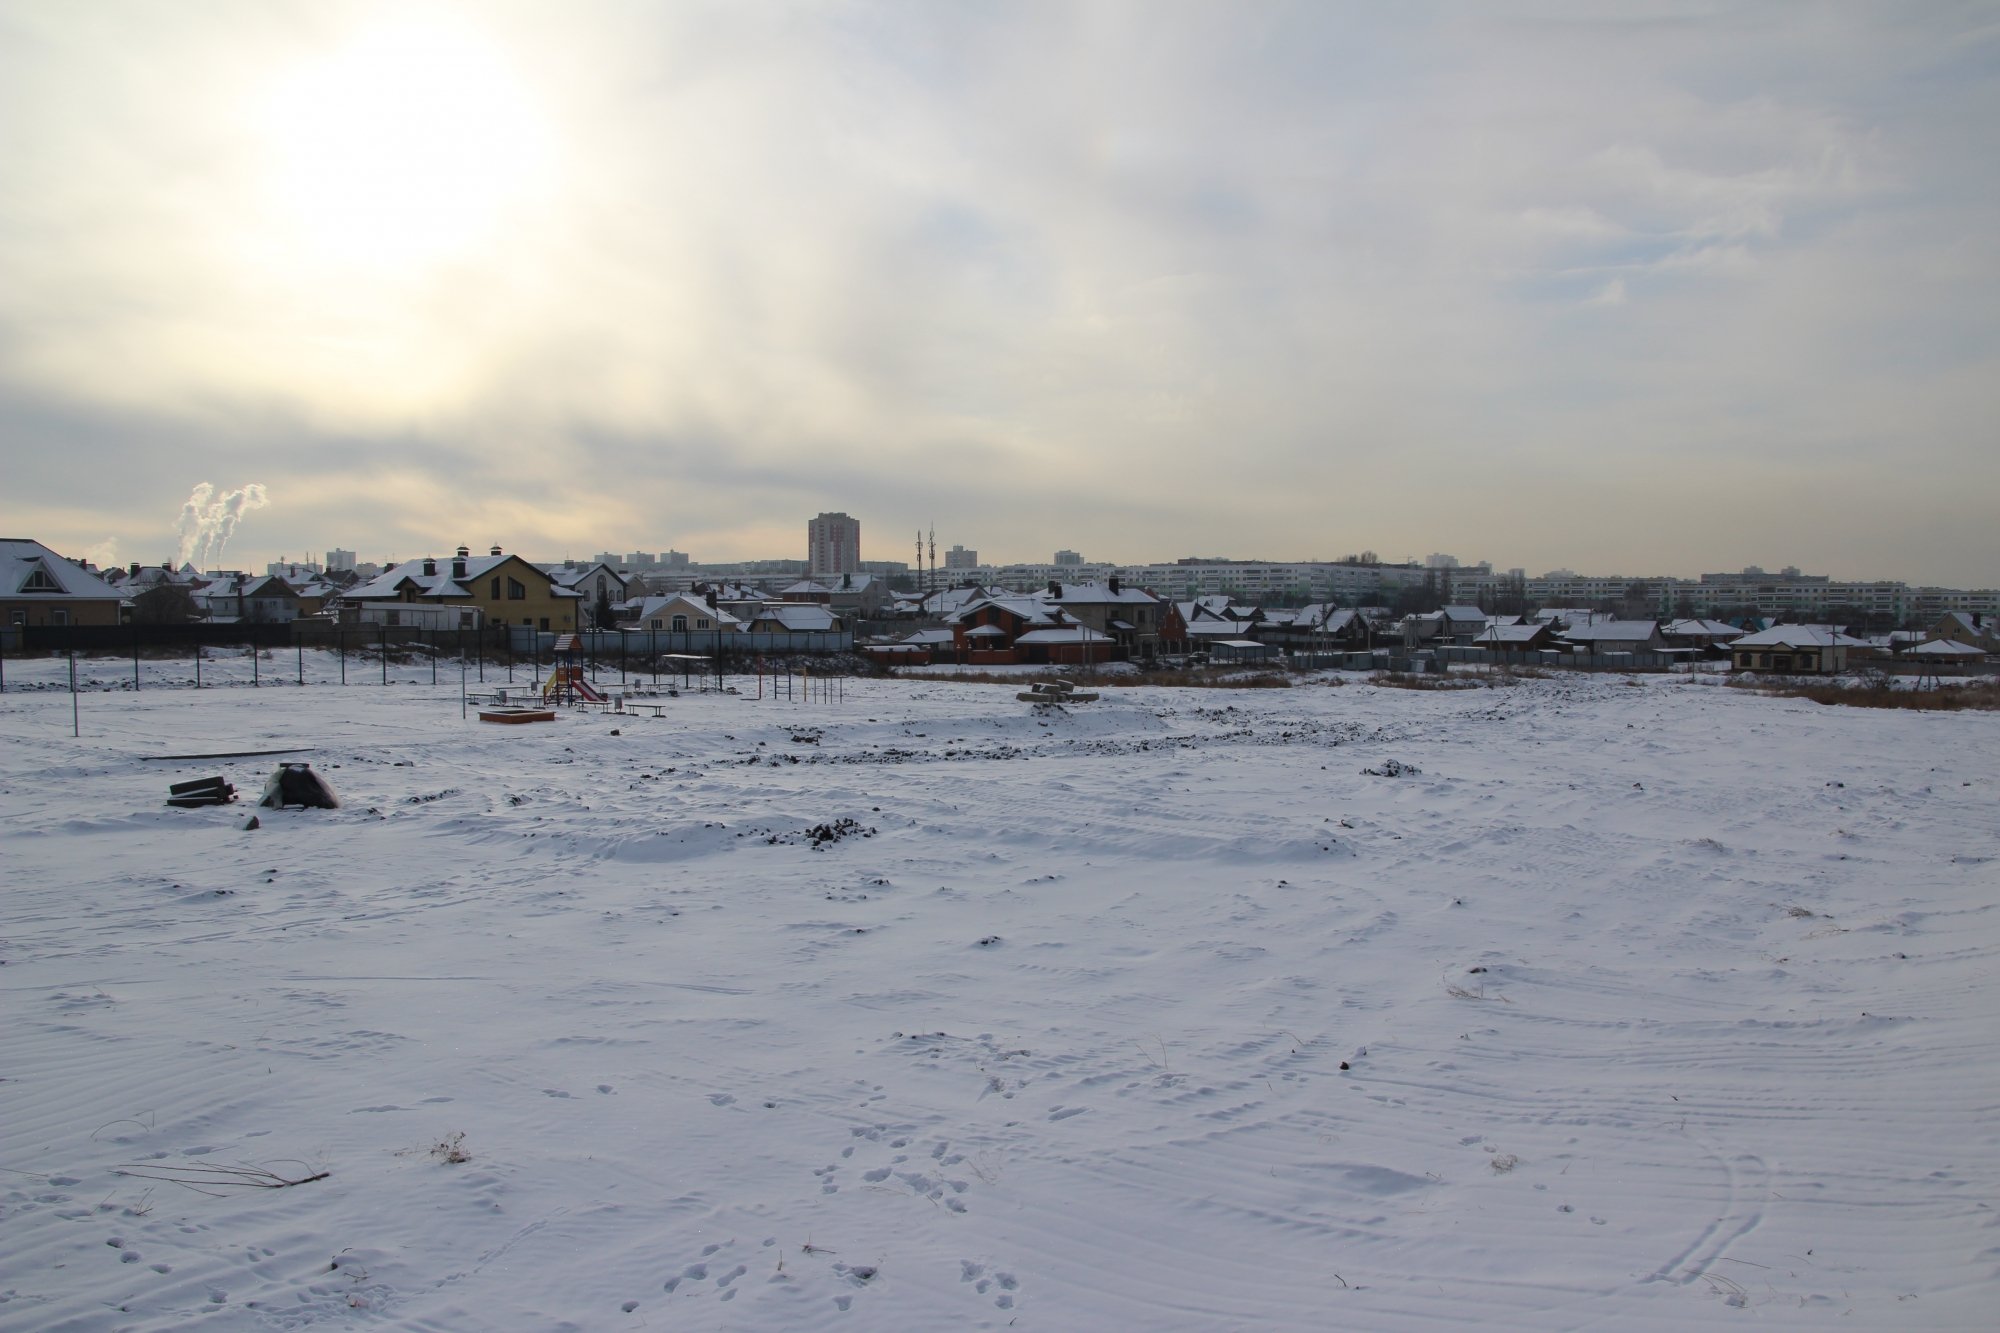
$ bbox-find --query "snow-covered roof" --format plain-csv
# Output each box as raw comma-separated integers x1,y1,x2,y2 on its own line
1015,626,1112,644
347,553,560,601
1664,619,1744,638
544,563,628,592
1906,639,1988,657
1559,620,1661,643
952,595,1063,628
1290,605,1361,634
1185,620,1246,638
0,539,122,600
1731,624,1869,649
752,604,841,632
1475,623,1548,644
1441,605,1486,623
1041,582,1158,607
625,594,744,628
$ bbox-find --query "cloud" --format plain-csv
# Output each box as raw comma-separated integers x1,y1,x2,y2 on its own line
0,2,1995,582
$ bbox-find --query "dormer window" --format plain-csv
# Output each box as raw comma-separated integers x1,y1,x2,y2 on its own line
20,565,60,592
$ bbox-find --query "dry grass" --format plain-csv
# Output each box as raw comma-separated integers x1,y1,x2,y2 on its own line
925,668,1293,690
1370,672,1484,691
1728,676,2000,711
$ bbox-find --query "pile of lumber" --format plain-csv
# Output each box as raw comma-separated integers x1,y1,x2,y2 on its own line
166,775,236,807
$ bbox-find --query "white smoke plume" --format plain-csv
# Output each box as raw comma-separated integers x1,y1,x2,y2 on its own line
174,482,270,570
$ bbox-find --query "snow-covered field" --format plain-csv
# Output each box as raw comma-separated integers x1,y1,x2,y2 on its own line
2,658,1996,1330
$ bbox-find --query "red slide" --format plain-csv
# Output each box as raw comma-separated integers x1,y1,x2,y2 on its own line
571,676,606,703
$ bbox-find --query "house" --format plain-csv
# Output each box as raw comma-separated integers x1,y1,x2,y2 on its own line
745,603,844,634
1440,605,1488,643
1211,638,1279,663
1729,624,1869,674
946,595,1070,664
1928,611,2000,654
1663,619,1746,652
624,592,743,635
187,573,307,623
824,573,891,619
1558,620,1666,657
545,562,632,627
778,579,834,605
1239,603,1368,655
1013,624,1115,665
1902,639,1989,671
343,545,580,632
1038,579,1164,658
1473,621,1556,653
0,538,124,627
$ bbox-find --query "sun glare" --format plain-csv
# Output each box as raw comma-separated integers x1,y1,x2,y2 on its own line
258,17,555,274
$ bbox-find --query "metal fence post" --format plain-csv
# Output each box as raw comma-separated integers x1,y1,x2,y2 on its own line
380,625,388,685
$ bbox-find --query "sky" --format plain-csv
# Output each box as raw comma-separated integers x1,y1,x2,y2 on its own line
1,1,1995,584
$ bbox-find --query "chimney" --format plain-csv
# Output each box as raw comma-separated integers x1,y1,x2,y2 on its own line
1109,575,1122,594
457,545,470,559
705,590,718,609
1048,580,1062,597
452,556,467,580
489,544,503,557
423,557,438,576
129,561,140,577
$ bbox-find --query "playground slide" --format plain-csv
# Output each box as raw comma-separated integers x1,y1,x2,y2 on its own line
540,666,608,703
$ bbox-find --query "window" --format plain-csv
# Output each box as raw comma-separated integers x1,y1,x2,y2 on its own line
8,610,24,626
696,618,710,630
50,609,69,626
459,612,475,628
490,578,501,600
650,619,662,629
538,617,550,631
671,614,688,632
387,610,401,626
508,579,526,600
21,566,60,592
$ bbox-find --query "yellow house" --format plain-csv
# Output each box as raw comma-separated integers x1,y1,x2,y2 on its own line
342,545,580,631
2,538,125,627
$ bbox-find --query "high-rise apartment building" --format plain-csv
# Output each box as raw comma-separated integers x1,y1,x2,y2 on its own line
808,512,861,577
325,548,356,572
944,544,978,570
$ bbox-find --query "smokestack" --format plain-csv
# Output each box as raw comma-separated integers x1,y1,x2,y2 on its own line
1109,576,1122,594
1048,580,1062,597
423,557,437,576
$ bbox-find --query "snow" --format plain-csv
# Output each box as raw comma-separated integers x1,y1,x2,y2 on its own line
3,655,1997,1329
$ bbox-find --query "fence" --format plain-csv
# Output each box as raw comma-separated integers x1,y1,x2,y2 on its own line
0,620,861,695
